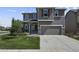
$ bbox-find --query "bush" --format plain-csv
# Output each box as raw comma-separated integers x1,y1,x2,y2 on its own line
74,37,79,40
65,33,74,37
1,32,27,40
16,33,27,36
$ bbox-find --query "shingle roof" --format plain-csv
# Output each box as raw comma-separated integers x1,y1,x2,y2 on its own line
70,9,79,12
22,12,36,15
55,7,66,10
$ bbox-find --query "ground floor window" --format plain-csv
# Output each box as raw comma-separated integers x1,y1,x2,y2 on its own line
24,24,28,31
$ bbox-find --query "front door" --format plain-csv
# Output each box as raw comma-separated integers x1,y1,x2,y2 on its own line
31,23,38,34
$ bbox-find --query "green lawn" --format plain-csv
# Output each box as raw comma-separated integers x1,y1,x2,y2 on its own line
73,36,79,40
0,34,40,49
65,33,79,41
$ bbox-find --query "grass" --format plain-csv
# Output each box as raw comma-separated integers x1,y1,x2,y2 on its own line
74,37,79,40
72,35,79,40
0,34,40,49
65,33,79,41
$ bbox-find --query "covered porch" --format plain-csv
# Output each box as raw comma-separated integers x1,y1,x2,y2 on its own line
22,21,38,34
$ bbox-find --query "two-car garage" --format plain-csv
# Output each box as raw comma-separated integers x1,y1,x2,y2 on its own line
40,25,63,35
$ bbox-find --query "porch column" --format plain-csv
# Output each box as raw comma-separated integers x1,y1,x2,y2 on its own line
29,22,31,34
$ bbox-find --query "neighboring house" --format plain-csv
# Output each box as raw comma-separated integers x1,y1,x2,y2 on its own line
22,7,66,35
65,9,79,34
5,27,11,31
0,26,5,31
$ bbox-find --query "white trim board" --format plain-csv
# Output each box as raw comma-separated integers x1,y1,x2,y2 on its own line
40,25,63,27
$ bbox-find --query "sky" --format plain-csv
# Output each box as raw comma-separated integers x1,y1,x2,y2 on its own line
0,7,78,27
0,7,36,27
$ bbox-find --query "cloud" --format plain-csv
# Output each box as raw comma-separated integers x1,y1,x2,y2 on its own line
8,9,17,12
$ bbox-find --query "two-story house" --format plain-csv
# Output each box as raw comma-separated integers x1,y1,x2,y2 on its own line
22,7,66,35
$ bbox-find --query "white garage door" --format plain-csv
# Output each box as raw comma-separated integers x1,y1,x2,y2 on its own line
40,26,62,35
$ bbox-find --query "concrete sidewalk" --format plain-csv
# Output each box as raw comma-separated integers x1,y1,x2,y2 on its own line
0,31,10,36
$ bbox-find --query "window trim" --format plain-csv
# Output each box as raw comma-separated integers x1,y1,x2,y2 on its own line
55,10,59,16
43,8,48,17
32,14,36,19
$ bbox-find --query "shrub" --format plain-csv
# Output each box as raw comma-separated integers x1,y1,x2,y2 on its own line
16,33,27,36
65,33,74,37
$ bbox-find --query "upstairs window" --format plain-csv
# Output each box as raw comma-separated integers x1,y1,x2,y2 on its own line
23,14,29,20
55,10,64,16
43,9,48,17
29,14,32,19
26,15,29,20
32,14,36,20
55,10,59,16
23,14,25,20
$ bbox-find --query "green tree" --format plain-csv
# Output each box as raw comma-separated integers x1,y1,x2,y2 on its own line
10,18,23,35
10,18,15,34
14,19,23,33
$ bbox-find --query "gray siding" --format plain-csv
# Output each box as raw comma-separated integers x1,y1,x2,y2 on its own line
38,17,65,26
53,17,65,26
65,11,77,33
38,16,65,34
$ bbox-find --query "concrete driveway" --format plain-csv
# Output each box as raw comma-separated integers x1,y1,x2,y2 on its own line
40,35,79,52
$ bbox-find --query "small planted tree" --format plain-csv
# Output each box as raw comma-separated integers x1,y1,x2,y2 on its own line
14,19,23,33
10,18,15,35
10,18,23,35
